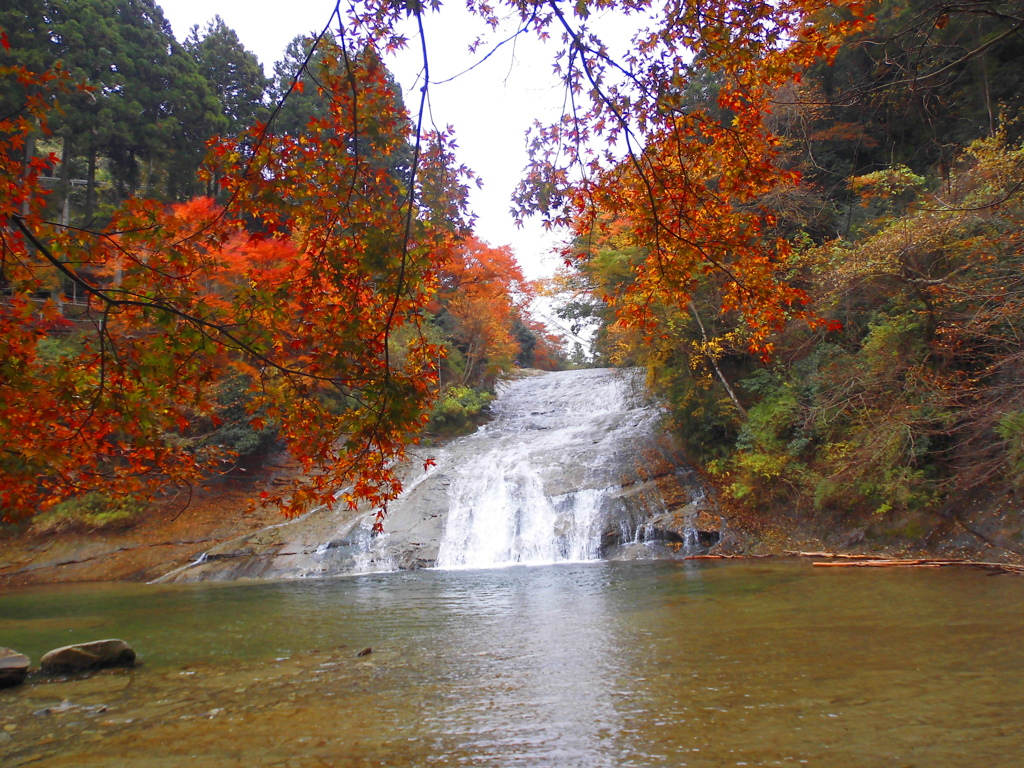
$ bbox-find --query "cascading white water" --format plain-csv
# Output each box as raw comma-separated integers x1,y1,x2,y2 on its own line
157,367,699,583
436,368,659,568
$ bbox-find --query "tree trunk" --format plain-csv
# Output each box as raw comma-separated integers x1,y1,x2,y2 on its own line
142,154,154,197
22,133,36,216
84,148,97,225
461,339,480,387
977,19,995,137
689,301,747,417
60,136,73,227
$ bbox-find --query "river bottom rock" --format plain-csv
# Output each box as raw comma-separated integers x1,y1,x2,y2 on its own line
40,640,136,674
0,649,30,688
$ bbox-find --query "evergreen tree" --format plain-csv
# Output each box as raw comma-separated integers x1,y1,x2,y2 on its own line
185,16,268,135
0,0,54,77
42,0,223,215
268,33,334,137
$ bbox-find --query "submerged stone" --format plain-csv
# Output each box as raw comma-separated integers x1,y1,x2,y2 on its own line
0,648,30,688
40,639,135,674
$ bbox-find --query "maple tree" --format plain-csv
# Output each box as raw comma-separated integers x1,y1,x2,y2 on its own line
1,33,471,524
434,235,531,387
530,1,1024,525
500,0,871,354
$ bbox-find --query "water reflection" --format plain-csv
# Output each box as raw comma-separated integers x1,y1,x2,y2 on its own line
1,562,1024,767
419,566,629,767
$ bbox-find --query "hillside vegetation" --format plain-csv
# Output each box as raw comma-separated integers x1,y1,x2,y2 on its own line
554,1,1024,550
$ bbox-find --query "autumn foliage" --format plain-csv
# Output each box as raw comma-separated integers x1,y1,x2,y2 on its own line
435,236,531,386
511,0,872,353
13,0,1004,531
1,39,472,523
551,2,1024,525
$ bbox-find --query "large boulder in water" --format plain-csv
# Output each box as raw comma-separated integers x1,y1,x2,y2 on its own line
40,639,135,674
0,648,30,688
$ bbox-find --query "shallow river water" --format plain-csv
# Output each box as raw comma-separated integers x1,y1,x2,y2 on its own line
2,560,1023,767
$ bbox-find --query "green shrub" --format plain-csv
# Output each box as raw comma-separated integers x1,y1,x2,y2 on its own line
200,374,278,460
32,492,146,534
427,386,494,435
35,335,83,363
728,373,810,503
997,410,1024,486
655,364,744,464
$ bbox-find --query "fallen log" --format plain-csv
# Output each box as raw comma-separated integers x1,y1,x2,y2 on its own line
811,558,1024,574
784,551,878,560
683,552,1024,574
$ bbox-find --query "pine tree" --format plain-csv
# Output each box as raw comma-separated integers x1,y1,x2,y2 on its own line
185,16,268,135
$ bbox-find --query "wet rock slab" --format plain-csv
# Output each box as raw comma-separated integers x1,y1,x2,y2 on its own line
155,368,713,580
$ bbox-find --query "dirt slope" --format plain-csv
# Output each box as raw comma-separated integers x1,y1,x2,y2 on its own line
0,460,297,588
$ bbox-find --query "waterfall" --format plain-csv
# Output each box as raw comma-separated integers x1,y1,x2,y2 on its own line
436,368,660,568
156,367,710,583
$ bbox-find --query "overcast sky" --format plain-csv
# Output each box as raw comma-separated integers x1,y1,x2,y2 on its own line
158,0,569,281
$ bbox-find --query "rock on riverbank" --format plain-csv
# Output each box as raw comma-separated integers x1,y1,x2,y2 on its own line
0,649,30,688
40,640,136,674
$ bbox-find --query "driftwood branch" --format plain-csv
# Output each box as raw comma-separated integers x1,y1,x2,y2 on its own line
785,551,1024,575
686,551,1024,574
811,558,1024,574
783,550,878,559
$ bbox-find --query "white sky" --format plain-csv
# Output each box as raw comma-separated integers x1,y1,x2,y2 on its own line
158,0,570,281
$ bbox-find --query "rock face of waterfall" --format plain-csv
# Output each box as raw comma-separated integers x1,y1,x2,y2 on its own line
436,368,659,567
158,369,718,582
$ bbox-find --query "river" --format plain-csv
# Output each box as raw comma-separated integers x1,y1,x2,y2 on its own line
3,560,1024,766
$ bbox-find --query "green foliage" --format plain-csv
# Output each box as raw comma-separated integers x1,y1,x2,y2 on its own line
57,0,224,196
851,165,926,199
728,373,806,502
633,128,1024,522
427,386,494,435
794,1,1024,241
32,492,146,534
185,16,268,135
200,374,278,461
996,411,1024,487
268,34,331,136
569,341,591,368
0,0,53,76
652,353,743,465
3,0,233,219
268,35,413,184
35,334,82,363
512,317,538,368
679,133,1024,521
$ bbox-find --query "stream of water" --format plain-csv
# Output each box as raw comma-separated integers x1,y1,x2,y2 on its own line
3,560,1024,767
436,368,660,568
